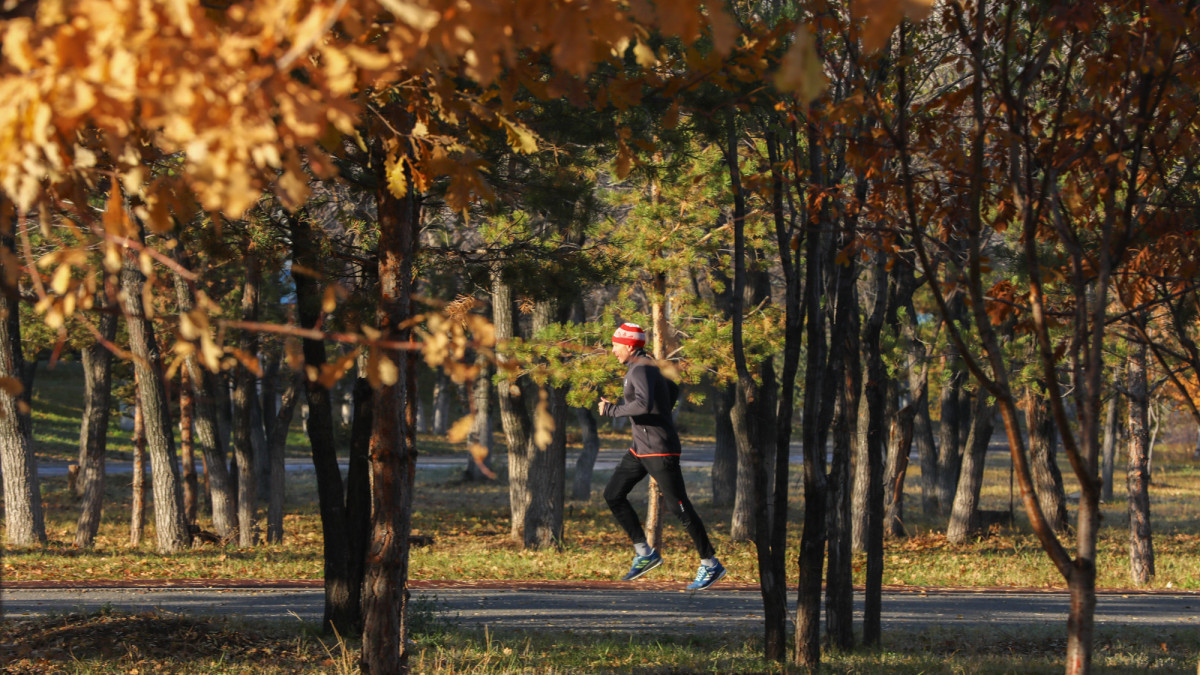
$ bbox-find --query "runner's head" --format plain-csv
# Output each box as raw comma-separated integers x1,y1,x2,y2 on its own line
611,323,646,364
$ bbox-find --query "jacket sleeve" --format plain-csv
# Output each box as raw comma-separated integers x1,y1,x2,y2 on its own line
600,366,652,418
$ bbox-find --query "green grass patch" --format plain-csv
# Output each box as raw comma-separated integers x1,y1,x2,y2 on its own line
4,610,1196,674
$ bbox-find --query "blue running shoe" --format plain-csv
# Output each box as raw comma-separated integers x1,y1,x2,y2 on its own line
621,549,663,580
686,561,727,590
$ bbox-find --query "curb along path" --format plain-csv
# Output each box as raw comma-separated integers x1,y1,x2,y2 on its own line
3,581,1197,634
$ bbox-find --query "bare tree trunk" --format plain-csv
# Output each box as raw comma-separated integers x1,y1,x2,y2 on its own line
431,370,451,435
266,371,300,544
884,392,917,538
825,255,860,652
231,255,260,547
75,291,118,548
180,367,199,527
1101,394,1119,501
710,383,737,507
571,407,599,500
851,392,870,553
936,355,967,515
900,293,938,515
287,210,357,634
521,301,567,549
860,246,889,647
464,356,495,482
645,280,668,549
1125,340,1155,586
361,121,420,672
172,263,237,539
946,393,997,543
0,261,45,546
130,400,146,547
493,269,533,541
1026,384,1067,534
121,259,190,553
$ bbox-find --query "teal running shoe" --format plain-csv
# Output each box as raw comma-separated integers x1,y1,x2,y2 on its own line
686,561,727,590
621,549,663,580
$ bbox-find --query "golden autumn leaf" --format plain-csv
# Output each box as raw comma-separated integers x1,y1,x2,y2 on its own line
852,0,936,53
366,347,399,388
534,390,554,450
386,152,408,199
774,27,827,102
446,413,474,443
707,4,739,56
499,115,538,154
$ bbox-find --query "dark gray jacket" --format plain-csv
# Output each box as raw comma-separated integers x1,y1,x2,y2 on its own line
600,356,681,457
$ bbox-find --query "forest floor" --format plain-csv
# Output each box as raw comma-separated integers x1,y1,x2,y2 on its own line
5,362,1200,671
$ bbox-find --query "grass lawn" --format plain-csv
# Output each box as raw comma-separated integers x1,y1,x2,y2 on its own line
2,610,1196,673
6,360,1200,672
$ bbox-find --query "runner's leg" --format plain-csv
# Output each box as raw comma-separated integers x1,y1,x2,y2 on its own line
643,455,715,559
604,451,650,545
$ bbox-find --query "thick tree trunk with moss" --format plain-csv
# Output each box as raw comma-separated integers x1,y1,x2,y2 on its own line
75,294,118,547
120,260,190,553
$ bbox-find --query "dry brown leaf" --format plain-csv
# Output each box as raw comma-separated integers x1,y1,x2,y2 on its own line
0,376,24,397
534,390,554,450
446,413,474,443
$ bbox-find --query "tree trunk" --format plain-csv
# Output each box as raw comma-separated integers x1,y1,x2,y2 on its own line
431,370,451,435
644,281,668,549
75,292,118,548
936,358,966,515
288,210,357,634
266,371,300,544
710,383,737,507
361,121,420,672
1026,384,1068,535
231,255,260,547
1100,394,1119,501
884,392,917,538
946,393,997,543
852,394,870,553
860,246,889,646
571,407,599,500
0,261,45,546
900,284,938,515
345,377,373,622
179,367,199,527
171,261,237,539
521,301,567,549
256,354,279,498
120,259,190,553
1125,340,1154,586
465,355,496,482
493,269,533,542
130,400,146,547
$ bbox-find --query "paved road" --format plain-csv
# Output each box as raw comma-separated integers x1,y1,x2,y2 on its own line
4,582,1197,634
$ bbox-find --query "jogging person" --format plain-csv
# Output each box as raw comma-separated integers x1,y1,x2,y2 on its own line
598,322,726,590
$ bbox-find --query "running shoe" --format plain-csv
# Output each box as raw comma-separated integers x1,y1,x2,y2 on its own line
686,561,727,590
621,549,663,581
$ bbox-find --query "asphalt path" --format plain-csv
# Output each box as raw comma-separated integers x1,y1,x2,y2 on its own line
3,581,1198,634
